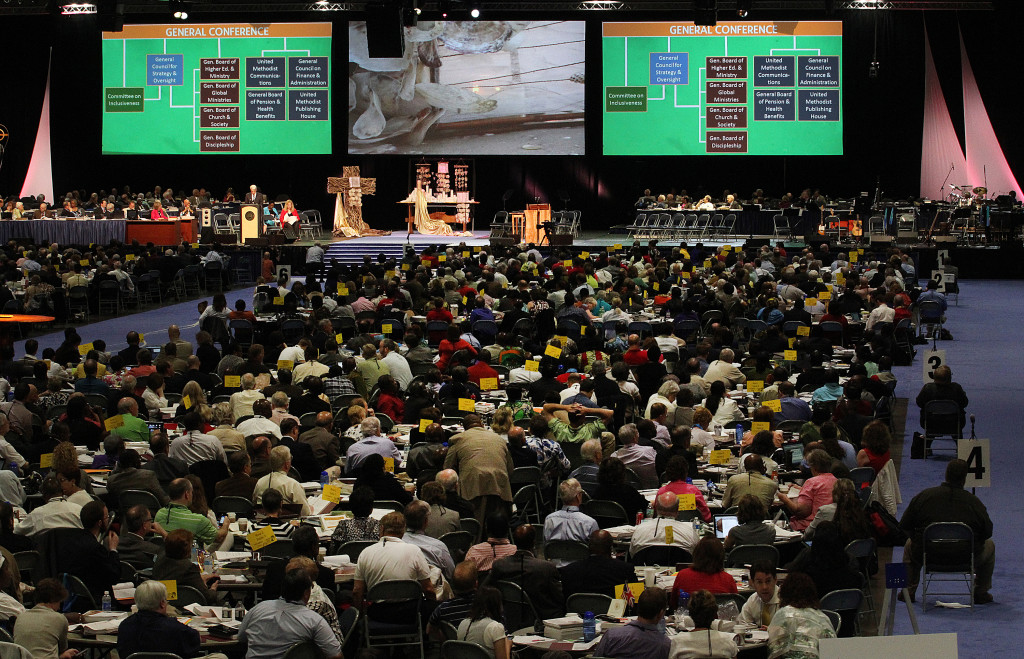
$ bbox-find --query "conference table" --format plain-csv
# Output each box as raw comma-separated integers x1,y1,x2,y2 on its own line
0,218,125,244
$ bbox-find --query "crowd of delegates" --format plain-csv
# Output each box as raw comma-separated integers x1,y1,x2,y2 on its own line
1,184,273,219
0,235,987,658
635,187,831,212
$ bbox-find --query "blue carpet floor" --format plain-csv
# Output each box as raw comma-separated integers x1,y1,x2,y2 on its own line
888,281,1021,657
9,280,1020,656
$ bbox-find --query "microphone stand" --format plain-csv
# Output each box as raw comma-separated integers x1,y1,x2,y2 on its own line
939,163,954,201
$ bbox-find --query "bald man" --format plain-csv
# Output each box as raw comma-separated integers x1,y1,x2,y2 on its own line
166,325,193,358
627,491,699,559
299,411,343,470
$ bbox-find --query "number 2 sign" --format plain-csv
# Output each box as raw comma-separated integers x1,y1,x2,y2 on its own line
923,350,946,384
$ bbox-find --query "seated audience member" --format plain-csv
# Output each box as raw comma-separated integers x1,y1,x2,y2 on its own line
252,446,312,515
738,561,781,628
776,449,836,532
0,502,33,553
915,364,968,431
403,500,456,580
287,555,343,643
248,488,296,543
261,525,337,601
117,504,166,566
457,587,511,659
899,458,995,604
13,578,76,659
594,586,671,659
153,529,220,604
144,431,189,493
154,478,231,550
215,450,258,500
801,478,871,545
54,500,121,605
766,572,836,658
465,513,518,573
784,521,861,607
14,474,83,538
486,524,564,619
542,478,599,548
668,589,738,659
593,457,649,523
354,453,413,506
560,529,636,599
352,512,436,622
670,538,738,604
569,439,603,498
169,412,228,467
723,495,774,551
656,456,712,522
345,416,403,475
106,449,169,506
240,568,343,659
436,469,475,522
298,411,343,470
721,454,777,510
421,480,461,539
330,485,381,551
117,578,204,658
629,491,699,558
428,560,480,637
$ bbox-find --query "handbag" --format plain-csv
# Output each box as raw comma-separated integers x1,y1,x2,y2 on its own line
867,500,908,547
910,431,925,459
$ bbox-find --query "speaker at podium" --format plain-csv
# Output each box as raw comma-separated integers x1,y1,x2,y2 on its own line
241,205,262,243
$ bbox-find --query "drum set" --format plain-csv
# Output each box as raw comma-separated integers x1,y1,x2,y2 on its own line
948,184,988,207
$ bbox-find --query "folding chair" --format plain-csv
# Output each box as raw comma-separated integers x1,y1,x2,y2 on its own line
819,588,863,637
442,640,491,659
566,593,613,616
283,642,326,659
631,545,693,566
439,531,474,563
725,544,779,569
495,580,540,631
543,540,589,564
335,540,377,561
580,500,630,529
363,580,425,657
922,399,963,457
845,537,878,625
921,521,975,609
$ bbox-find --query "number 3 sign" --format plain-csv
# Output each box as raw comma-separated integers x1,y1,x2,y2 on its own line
958,439,990,487
923,350,946,384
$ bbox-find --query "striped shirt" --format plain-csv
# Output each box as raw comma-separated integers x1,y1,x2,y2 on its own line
155,503,218,545
465,539,517,572
244,518,295,550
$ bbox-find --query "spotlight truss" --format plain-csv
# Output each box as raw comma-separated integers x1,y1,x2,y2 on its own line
61,3,98,14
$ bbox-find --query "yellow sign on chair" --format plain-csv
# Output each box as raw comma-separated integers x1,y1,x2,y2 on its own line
39,453,53,468
322,484,341,504
751,421,771,434
764,398,782,413
480,378,498,391
337,284,349,295
458,398,476,412
747,380,764,393
796,325,810,337
277,359,294,371
419,419,432,433
383,457,395,473
525,360,540,372
104,415,124,431
783,350,797,362
677,493,697,511
157,580,178,601
382,323,393,335
224,375,241,388
247,525,278,551
544,344,562,359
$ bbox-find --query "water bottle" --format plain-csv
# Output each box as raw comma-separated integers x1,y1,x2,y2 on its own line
582,611,596,642
320,470,330,486
191,543,200,564
675,591,693,631
101,591,112,612
234,602,245,621
735,423,743,446
203,549,214,575
8,462,19,477
693,517,701,536
645,502,654,519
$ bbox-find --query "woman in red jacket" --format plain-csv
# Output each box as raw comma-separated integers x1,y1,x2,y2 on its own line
150,200,169,220
671,537,738,606
279,199,301,229
436,325,476,372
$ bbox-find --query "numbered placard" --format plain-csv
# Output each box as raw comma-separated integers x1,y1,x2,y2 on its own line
247,525,278,551
922,350,946,384
957,439,990,487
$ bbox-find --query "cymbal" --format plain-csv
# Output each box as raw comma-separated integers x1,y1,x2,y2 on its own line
973,186,988,195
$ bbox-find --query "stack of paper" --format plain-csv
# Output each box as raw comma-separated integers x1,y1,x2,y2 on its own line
215,551,251,562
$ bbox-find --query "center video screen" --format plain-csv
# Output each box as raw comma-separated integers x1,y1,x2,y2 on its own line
348,20,585,155
602,21,843,156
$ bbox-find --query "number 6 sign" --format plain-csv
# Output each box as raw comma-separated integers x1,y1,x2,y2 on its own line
957,439,990,487
922,350,946,384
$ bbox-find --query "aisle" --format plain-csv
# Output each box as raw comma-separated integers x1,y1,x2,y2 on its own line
889,281,1021,656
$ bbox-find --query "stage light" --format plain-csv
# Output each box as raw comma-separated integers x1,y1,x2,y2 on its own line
736,0,751,17
61,3,97,14
470,6,479,17
169,0,190,20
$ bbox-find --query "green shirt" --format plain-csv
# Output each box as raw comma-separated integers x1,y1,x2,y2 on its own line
547,418,605,443
155,503,218,545
111,415,151,443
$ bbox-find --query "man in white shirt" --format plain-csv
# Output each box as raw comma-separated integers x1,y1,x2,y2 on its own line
738,562,781,628
269,392,299,427
865,291,895,331
168,413,229,467
345,417,402,474
278,339,308,366
230,373,266,421
703,348,746,387
353,512,436,623
293,346,329,383
627,492,699,559
252,446,312,515
378,339,413,390
236,400,283,440
14,474,83,537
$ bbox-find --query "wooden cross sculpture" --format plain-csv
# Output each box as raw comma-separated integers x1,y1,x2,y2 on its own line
328,165,377,237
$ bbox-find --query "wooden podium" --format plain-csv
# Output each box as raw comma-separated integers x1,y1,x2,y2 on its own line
522,203,549,244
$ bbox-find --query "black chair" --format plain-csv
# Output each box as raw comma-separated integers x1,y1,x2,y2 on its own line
188,460,230,505
922,399,963,456
439,531,474,563
494,580,540,632
631,545,693,566
725,544,779,569
336,540,377,562
459,517,482,542
262,538,295,560
819,588,863,637
543,540,589,564
442,640,491,659
283,642,326,659
12,550,41,585
119,490,162,516
921,521,976,609
212,496,254,518
565,592,613,616
363,580,425,658
580,500,630,529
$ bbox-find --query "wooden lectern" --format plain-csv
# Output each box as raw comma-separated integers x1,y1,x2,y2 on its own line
240,204,262,243
523,203,549,244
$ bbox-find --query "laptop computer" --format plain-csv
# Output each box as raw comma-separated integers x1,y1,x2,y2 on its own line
784,443,804,469
714,514,739,539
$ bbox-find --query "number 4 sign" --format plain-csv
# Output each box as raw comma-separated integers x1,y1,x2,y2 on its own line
922,350,946,384
958,439,990,487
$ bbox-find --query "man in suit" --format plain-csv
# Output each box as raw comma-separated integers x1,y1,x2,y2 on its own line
487,524,564,620
118,331,142,365
215,451,258,500
117,504,166,566
298,411,342,470
244,184,263,205
435,469,475,522
142,432,188,495
55,500,122,604
560,530,636,599
443,414,514,524
106,450,169,506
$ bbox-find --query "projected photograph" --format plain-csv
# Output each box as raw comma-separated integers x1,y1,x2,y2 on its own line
602,21,842,156
101,23,332,155
348,20,585,155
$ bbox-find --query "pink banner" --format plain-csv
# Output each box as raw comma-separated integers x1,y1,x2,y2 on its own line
919,25,966,201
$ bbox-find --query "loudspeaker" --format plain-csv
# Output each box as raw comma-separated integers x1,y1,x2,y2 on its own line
870,235,894,245
365,4,405,58
200,207,212,228
240,204,261,242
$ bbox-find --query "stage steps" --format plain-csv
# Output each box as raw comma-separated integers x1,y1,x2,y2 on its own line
323,239,410,266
